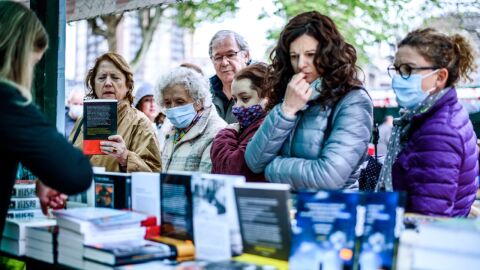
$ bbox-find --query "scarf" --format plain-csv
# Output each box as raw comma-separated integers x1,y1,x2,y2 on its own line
375,87,451,191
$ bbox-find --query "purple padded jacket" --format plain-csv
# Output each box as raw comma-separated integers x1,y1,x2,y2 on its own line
392,87,479,217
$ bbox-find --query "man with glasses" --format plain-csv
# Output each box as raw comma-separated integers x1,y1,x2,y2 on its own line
208,30,251,123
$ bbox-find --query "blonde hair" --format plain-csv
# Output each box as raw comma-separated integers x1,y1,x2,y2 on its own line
0,1,48,102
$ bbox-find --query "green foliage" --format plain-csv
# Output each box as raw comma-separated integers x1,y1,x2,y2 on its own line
172,0,239,29
267,0,435,64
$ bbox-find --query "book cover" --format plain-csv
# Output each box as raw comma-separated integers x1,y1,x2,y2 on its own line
83,99,117,155
289,190,363,270
234,183,291,262
192,173,245,261
84,239,174,266
160,172,194,242
358,192,405,270
131,172,161,225
93,172,132,210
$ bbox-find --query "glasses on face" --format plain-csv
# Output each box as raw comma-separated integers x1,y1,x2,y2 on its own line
211,51,242,64
387,64,439,79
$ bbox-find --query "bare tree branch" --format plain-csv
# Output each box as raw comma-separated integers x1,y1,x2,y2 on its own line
130,6,165,72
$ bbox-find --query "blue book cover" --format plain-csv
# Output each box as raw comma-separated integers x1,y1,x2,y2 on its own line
289,190,363,270
358,192,405,270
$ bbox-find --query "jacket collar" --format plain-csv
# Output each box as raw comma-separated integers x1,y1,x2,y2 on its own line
412,87,456,122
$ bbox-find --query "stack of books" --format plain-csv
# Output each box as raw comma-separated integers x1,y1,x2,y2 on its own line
53,208,147,269
25,225,58,264
8,179,43,219
0,217,56,256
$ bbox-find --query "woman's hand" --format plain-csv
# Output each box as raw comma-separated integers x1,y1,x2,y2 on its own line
100,135,129,168
281,72,312,117
36,181,67,215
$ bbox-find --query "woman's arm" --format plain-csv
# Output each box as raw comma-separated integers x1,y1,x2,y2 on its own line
265,90,373,190
1,93,92,194
124,124,162,172
398,124,464,216
245,105,297,173
211,128,249,174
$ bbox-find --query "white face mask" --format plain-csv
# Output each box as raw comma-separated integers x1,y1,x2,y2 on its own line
68,104,83,120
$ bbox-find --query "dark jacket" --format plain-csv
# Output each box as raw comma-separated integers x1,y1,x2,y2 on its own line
209,75,237,124
392,87,478,217
211,115,267,182
0,81,93,235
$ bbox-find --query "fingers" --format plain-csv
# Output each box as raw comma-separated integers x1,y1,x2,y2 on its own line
108,135,123,142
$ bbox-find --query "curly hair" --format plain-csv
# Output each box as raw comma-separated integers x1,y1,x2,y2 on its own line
234,62,275,110
268,11,362,107
398,28,477,87
156,67,212,109
85,52,135,105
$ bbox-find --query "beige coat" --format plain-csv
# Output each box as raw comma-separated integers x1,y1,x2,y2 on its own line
162,106,226,173
70,100,162,172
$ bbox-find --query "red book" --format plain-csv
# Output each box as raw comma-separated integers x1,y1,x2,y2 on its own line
83,99,117,155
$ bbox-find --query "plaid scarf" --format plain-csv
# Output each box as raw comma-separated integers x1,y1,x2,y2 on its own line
375,87,451,191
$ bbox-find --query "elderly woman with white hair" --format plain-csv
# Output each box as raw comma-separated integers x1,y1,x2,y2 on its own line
157,67,227,172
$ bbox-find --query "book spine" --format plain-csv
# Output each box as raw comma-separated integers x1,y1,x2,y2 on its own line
14,180,36,185
11,184,36,198
9,197,40,210
7,209,42,219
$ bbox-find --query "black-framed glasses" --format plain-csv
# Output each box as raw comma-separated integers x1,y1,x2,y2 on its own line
387,64,439,79
211,51,242,63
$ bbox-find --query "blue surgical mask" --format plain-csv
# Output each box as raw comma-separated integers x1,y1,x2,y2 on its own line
392,70,438,110
166,103,197,129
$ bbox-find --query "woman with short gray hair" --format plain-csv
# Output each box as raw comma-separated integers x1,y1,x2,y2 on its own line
157,67,226,172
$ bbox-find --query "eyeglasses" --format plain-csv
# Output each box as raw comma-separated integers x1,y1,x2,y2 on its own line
211,51,242,64
387,64,439,79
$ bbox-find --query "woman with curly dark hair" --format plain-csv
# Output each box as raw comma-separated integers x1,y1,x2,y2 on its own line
245,11,373,190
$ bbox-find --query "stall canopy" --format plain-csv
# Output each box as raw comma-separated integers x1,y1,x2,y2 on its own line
66,0,175,22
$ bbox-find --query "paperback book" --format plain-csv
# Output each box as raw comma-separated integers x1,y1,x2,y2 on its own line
83,99,117,155
233,183,291,270
289,190,363,270
192,173,245,261
93,172,132,210
84,239,174,266
358,192,405,270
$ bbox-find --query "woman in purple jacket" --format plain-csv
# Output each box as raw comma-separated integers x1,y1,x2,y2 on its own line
377,28,478,217
211,63,272,181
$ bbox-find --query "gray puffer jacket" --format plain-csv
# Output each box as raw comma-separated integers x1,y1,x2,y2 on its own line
245,89,373,190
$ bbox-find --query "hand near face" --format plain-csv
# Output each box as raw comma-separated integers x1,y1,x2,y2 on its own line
100,135,129,168
282,72,312,117
36,181,68,215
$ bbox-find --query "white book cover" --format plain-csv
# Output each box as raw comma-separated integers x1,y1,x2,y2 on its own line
131,172,161,225
192,173,245,261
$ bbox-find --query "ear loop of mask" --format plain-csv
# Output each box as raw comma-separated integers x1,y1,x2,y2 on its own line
423,69,439,94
